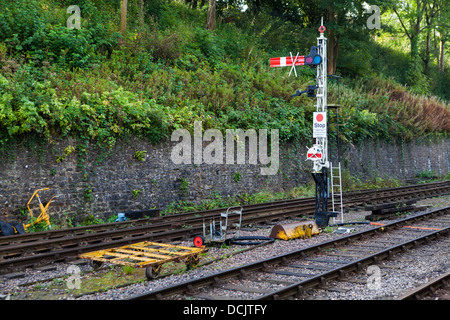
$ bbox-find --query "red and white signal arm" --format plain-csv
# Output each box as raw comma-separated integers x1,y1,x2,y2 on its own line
307,146,323,161
313,112,327,138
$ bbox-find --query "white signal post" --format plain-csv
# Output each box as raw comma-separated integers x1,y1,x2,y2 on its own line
269,19,341,227
270,20,329,173
312,20,328,174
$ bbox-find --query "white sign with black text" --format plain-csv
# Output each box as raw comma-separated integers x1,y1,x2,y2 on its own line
313,112,327,138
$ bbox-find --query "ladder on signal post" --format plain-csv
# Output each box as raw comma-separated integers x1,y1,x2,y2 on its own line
330,162,343,224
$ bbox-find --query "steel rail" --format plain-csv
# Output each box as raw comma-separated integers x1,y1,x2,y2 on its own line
395,271,450,300
0,182,448,274
0,202,319,273
258,227,449,300
1,181,447,247
1,182,447,262
126,206,449,300
0,193,318,247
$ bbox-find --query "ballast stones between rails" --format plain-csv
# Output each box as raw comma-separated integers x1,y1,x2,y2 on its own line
126,205,449,300
2,199,448,300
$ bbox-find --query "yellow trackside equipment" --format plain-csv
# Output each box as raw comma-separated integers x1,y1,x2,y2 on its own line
23,188,57,231
79,241,208,280
269,221,320,240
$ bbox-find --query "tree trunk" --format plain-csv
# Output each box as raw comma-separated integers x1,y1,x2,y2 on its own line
425,31,431,75
327,30,339,75
138,0,145,30
120,0,128,36
439,39,445,72
393,1,424,60
412,0,423,59
327,9,338,75
206,0,216,30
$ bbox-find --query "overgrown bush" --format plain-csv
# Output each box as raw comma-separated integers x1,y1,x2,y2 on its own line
0,0,448,151
0,0,120,69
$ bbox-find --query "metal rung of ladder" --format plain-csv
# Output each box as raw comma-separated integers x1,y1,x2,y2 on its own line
330,162,344,224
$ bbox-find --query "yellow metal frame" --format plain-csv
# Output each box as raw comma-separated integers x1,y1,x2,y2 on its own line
79,241,207,269
24,188,56,231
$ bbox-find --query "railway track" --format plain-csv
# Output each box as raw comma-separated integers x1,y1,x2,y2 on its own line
0,181,448,274
396,272,449,300
1,181,447,246
127,205,449,300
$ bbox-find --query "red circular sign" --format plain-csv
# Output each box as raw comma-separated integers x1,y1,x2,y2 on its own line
316,114,324,122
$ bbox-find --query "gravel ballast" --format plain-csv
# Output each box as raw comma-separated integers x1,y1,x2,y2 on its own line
1,195,448,300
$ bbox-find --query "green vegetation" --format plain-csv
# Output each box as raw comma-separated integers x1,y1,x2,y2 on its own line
12,266,146,300
25,216,51,233
0,1,449,224
161,170,450,216
133,150,147,161
56,145,75,163
20,169,443,231
179,177,190,192
415,170,437,179
132,189,142,198
161,172,405,215
0,0,448,154
340,168,403,190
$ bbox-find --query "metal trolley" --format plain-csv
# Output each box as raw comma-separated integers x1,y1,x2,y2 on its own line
193,206,243,247
79,241,207,280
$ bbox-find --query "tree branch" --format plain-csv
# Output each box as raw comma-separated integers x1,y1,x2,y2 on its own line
393,7,412,40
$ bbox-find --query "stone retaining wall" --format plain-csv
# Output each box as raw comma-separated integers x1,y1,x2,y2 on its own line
0,136,448,223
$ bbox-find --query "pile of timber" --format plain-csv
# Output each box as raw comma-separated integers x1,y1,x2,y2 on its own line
364,199,418,221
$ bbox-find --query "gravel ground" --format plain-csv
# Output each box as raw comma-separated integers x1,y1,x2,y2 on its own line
1,195,449,300
298,238,449,300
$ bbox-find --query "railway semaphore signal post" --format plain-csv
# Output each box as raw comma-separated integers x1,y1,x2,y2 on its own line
269,19,343,227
